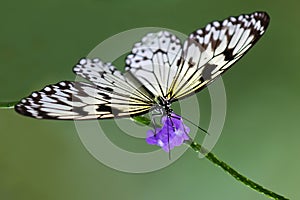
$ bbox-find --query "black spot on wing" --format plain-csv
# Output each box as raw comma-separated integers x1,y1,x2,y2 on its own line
98,92,112,100
202,64,218,81
223,48,234,61
97,104,121,114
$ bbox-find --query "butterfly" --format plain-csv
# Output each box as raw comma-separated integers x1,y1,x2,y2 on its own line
15,11,270,121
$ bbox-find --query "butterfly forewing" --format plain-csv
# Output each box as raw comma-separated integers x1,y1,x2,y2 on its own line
15,59,156,120
168,12,270,100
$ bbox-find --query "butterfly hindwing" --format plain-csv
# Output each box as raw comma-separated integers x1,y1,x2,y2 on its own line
125,31,183,99
73,58,155,105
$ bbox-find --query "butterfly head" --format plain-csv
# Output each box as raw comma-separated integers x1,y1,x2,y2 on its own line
156,96,173,115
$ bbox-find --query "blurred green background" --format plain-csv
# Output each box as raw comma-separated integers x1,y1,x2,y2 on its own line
0,0,299,199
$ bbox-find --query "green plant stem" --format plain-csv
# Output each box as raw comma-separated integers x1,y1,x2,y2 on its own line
189,142,289,200
3,106,289,199
0,101,18,109
134,116,289,199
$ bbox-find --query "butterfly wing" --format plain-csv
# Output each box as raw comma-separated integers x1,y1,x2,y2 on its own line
15,12,270,120
168,12,270,100
125,31,183,99
15,58,155,120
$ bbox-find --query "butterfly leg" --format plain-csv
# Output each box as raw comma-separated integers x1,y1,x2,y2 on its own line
151,109,163,135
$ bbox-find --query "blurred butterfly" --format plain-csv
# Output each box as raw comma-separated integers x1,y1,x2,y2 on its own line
15,11,270,121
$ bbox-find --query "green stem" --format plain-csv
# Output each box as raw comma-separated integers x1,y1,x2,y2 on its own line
0,101,18,109
189,142,289,200
133,116,289,199
3,107,288,199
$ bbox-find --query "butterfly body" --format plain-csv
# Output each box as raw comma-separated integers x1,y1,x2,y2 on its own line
15,12,270,121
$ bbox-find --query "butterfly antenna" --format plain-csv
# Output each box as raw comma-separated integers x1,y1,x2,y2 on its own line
173,115,209,135
168,114,179,160
167,115,171,160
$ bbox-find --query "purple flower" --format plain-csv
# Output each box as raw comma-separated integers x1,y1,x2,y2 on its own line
146,113,190,152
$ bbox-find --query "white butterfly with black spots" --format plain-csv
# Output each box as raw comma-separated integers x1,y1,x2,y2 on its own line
15,11,270,120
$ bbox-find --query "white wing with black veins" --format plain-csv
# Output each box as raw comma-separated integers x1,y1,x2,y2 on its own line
125,12,270,101
15,11,270,120
125,31,183,99
15,58,155,120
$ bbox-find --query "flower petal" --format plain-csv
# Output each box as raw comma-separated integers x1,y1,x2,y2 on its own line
145,113,191,152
